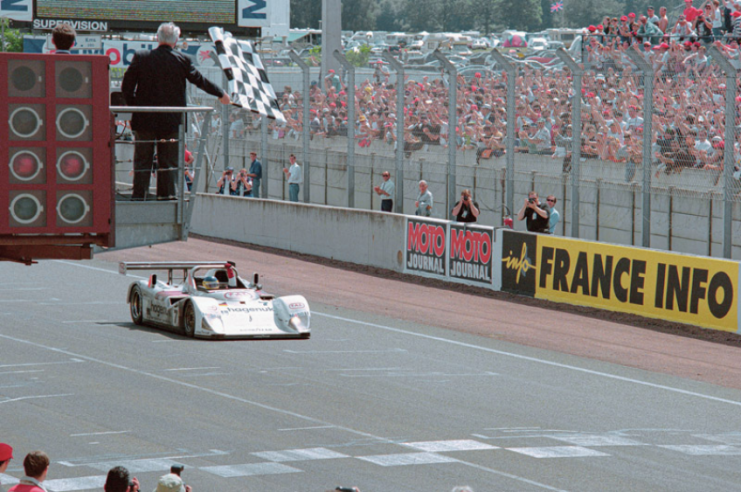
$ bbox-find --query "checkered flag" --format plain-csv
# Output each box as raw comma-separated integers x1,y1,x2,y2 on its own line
208,27,285,124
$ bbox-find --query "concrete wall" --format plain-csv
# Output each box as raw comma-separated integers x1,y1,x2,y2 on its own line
191,194,406,272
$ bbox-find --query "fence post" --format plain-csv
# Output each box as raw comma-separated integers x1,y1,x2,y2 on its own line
432,50,457,219
555,48,583,239
489,50,516,224
625,47,654,249
289,50,311,203
382,51,405,214
333,50,355,208
708,45,737,259
221,72,230,171
261,115,268,198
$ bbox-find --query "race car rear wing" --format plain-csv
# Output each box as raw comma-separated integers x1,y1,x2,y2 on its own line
119,261,234,276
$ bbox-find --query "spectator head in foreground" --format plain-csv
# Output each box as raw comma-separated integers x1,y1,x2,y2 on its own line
23,451,49,480
154,472,190,492
157,22,180,47
51,23,76,51
0,443,12,473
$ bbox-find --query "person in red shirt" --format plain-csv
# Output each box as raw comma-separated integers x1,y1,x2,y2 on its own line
683,0,703,22
8,451,48,492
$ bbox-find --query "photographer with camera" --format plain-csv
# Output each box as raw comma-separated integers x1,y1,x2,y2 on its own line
451,189,479,223
217,167,238,196
517,191,550,233
235,168,253,197
104,466,140,492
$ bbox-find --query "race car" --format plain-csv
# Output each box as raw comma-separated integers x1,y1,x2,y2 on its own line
119,261,310,339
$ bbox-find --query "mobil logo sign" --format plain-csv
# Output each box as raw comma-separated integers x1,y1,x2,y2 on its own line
449,224,493,285
405,217,447,278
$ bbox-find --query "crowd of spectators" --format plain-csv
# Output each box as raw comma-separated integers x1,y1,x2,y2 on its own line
218,1,741,184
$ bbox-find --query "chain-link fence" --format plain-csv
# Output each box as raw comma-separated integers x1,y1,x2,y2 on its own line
115,45,741,258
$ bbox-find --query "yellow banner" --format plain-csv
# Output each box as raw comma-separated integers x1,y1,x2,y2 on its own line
535,236,739,332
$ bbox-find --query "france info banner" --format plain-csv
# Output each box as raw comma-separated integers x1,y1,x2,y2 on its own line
449,223,493,286
405,217,448,279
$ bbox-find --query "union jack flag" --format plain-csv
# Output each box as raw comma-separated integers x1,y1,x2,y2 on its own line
551,1,563,12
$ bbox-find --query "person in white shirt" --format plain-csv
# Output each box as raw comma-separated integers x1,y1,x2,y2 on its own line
374,171,395,212
283,153,302,202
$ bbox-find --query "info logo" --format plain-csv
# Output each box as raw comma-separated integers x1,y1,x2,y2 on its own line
500,230,538,297
0,52,113,236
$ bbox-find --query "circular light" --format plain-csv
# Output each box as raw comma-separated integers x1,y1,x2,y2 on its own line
57,193,89,224
56,108,88,139
11,66,37,92
59,67,83,93
10,194,43,224
9,151,43,181
9,107,42,138
56,151,89,181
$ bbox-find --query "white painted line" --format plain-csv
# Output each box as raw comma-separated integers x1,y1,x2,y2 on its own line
278,425,335,432
87,458,181,473
38,302,119,306
340,371,498,378
328,367,403,371
0,370,45,375
658,444,741,455
0,474,19,486
549,435,647,447
44,475,106,491
0,287,46,291
356,452,458,467
694,433,741,445
252,447,349,462
507,446,610,458
164,367,221,371
315,312,741,407
455,461,569,492
283,348,407,354
70,431,130,437
403,440,498,452
0,393,73,404
200,462,302,477
0,360,84,369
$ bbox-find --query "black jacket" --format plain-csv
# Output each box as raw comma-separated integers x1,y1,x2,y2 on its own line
122,45,224,133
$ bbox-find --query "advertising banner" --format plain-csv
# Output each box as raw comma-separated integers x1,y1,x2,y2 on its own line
404,217,448,279
449,223,494,285
498,229,739,332
0,0,32,22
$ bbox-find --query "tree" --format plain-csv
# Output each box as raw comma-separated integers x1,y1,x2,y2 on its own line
376,0,403,32
401,0,441,31
345,44,372,66
0,18,23,53
290,0,321,28
561,0,625,28
492,0,542,31
343,0,377,31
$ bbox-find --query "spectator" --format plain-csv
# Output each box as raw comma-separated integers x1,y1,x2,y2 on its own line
104,466,140,492
373,171,395,212
228,112,245,138
517,191,550,233
415,180,433,217
8,451,49,492
235,168,253,197
217,167,236,195
51,23,76,53
547,195,561,234
0,443,12,484
283,153,302,202
154,473,191,492
451,189,480,222
246,151,262,198
122,22,230,201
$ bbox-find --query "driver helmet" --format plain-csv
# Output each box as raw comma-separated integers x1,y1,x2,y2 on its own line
202,276,219,290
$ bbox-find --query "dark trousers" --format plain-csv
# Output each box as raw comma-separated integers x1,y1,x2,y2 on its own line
381,199,393,212
132,130,179,200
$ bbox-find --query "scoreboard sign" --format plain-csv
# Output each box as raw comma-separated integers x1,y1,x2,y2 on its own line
0,52,113,262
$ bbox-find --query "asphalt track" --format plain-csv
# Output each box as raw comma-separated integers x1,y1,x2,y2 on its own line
1,239,741,491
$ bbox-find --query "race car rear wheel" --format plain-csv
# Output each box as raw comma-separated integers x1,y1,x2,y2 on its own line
182,301,196,338
130,287,143,325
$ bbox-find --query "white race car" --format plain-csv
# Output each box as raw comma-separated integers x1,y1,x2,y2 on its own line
120,261,310,339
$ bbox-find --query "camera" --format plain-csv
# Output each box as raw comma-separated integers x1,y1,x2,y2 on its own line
528,197,536,203
170,465,184,476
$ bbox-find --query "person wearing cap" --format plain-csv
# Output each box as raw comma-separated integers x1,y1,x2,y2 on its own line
684,0,703,23
0,443,12,483
373,171,395,212
153,473,191,492
8,451,49,492
246,151,262,198
637,15,663,44
672,13,696,41
283,153,302,202
324,69,341,92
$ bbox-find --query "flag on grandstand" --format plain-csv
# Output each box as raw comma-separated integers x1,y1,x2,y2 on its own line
208,26,285,123
551,1,564,12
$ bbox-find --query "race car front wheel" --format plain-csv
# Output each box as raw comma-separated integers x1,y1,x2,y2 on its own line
130,287,143,325
182,301,196,338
